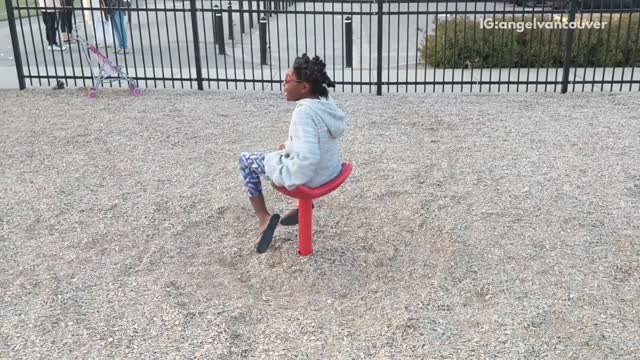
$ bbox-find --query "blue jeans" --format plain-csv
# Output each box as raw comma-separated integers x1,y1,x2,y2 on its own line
110,11,128,50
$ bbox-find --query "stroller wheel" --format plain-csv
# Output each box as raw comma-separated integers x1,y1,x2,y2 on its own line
130,85,142,97
88,88,97,99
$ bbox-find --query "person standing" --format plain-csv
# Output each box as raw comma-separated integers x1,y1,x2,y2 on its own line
82,0,115,48
59,0,74,43
106,0,129,54
39,0,66,51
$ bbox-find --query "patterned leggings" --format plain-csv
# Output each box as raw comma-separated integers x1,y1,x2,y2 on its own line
239,152,266,197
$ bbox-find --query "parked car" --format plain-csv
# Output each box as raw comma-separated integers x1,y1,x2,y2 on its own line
550,0,640,10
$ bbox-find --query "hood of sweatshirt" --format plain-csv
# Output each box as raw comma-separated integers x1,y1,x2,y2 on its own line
296,96,346,139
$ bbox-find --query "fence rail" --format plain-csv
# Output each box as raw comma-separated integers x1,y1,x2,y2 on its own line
5,0,640,94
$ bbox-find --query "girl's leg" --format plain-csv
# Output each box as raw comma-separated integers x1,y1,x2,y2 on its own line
239,152,279,251
239,151,270,220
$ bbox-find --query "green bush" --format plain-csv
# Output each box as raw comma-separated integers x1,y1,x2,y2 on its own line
420,13,640,68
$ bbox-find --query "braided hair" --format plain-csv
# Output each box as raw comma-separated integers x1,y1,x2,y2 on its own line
292,54,336,98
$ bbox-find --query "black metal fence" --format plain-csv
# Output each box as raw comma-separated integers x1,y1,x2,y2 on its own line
5,0,640,94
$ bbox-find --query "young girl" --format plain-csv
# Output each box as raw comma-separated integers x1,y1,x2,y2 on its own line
239,54,346,253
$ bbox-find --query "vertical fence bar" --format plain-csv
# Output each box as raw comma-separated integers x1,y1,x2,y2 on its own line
190,0,204,90
617,9,633,92
238,0,246,90
561,0,578,94
610,4,625,91
376,0,383,95
239,0,245,34
460,0,468,93
404,1,409,93
155,0,167,88
5,0,26,89
396,1,400,92
421,0,427,93
165,1,176,88
600,6,614,91
200,0,210,88
249,0,253,29
17,5,33,87
274,0,281,92
228,2,233,40
229,2,237,90
247,0,256,90
385,0,389,92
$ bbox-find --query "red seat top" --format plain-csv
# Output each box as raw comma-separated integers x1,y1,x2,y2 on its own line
272,162,352,200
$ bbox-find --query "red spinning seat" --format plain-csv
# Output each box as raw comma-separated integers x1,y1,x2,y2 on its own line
272,162,352,256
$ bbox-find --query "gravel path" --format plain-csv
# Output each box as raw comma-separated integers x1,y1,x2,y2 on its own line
1,88,639,358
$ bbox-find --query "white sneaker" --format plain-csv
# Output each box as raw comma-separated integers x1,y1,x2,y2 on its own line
48,44,66,51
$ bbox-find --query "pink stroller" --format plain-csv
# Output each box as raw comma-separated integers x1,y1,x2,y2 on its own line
75,30,142,98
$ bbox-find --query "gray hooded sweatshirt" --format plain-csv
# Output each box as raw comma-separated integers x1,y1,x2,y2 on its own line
265,96,346,190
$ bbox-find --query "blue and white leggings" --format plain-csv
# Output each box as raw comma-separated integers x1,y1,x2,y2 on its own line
239,152,267,197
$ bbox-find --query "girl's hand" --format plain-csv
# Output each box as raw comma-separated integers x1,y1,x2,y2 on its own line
276,143,285,150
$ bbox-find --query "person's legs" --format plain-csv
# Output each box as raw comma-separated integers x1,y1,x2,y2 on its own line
110,13,122,49
119,11,128,49
280,201,314,226
113,11,127,51
43,12,57,46
61,11,73,41
239,152,280,252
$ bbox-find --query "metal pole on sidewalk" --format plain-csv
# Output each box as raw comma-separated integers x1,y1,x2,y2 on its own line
345,16,353,68
259,16,268,65
5,0,26,90
216,8,226,54
213,4,219,45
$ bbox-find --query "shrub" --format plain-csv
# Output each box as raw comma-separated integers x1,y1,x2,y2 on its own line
419,13,640,68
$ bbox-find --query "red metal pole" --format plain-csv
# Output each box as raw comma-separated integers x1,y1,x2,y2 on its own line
298,198,313,256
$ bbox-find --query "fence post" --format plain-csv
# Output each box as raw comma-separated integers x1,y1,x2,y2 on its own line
5,0,26,90
216,8,226,54
561,0,578,94
190,0,204,90
227,2,234,40
376,0,383,95
259,16,268,65
345,16,353,68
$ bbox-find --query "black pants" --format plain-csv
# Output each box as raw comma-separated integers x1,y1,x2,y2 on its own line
60,11,73,34
42,12,58,46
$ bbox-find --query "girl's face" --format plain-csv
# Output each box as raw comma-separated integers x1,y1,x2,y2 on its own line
283,68,309,101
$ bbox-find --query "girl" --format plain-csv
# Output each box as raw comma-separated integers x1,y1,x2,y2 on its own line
239,54,346,253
